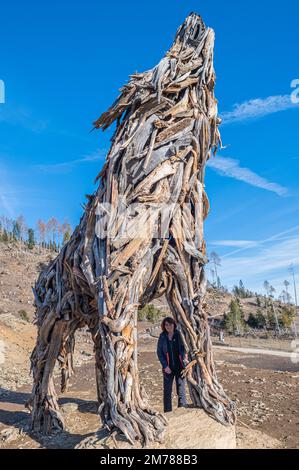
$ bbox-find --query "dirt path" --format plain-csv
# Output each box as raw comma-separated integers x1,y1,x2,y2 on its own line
1,336,297,449
214,345,296,358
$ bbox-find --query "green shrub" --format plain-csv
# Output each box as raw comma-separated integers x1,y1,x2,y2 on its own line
224,298,246,334
19,309,29,322
247,309,267,329
27,228,35,250
279,305,296,328
247,312,258,328
138,304,162,323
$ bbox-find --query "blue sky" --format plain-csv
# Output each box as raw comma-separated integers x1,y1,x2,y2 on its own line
0,0,299,296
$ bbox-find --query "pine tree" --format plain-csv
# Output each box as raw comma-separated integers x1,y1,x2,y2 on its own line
247,312,258,328
62,231,71,245
2,229,8,242
279,305,296,329
256,309,267,328
27,228,35,250
12,220,21,240
224,299,246,335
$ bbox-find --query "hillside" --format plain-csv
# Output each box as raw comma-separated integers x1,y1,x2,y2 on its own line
1,240,297,327
0,242,54,320
0,241,298,449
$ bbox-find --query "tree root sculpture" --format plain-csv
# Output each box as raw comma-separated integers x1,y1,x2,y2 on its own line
27,12,236,447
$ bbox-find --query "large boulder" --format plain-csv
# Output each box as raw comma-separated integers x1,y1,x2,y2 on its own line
76,408,236,449
156,408,236,449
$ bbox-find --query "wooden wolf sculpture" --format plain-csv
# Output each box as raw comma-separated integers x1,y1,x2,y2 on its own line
27,12,236,446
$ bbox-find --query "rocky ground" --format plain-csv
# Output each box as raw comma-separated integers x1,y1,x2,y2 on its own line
138,338,298,449
0,241,298,449
0,322,298,449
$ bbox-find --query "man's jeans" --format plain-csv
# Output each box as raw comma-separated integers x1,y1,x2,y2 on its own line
163,370,187,412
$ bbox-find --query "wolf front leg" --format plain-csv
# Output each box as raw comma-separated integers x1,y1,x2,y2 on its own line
164,246,236,426
28,318,67,434
93,267,167,447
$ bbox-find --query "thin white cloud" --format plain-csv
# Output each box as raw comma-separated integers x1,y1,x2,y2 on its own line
0,105,48,132
209,226,299,293
219,235,299,292
220,94,299,125
220,225,299,259
210,240,259,248
207,156,287,196
36,150,104,173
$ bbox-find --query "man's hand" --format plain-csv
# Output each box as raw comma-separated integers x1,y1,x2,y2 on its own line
164,366,172,374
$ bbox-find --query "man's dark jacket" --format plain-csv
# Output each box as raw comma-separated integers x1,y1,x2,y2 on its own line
157,329,185,371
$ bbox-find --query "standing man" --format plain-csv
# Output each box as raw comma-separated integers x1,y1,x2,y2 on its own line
157,317,187,413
